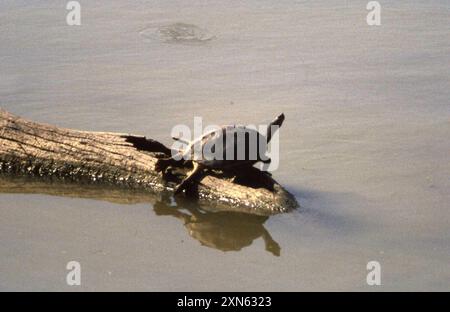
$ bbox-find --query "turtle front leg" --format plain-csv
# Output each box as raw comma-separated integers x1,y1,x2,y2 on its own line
174,162,204,195
155,157,175,172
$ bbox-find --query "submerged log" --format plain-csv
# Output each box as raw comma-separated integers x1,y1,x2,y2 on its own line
0,108,298,216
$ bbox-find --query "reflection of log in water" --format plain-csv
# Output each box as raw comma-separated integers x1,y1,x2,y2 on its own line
0,175,281,256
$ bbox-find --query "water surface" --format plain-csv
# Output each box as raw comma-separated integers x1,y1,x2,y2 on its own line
0,0,449,291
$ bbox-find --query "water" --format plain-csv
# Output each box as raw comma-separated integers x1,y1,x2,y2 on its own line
0,0,449,291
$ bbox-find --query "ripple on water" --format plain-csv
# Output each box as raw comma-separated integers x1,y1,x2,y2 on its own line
140,22,215,44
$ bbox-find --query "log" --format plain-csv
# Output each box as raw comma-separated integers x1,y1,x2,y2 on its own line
0,108,298,216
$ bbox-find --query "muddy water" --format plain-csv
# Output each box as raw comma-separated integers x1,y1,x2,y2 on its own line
0,1,449,290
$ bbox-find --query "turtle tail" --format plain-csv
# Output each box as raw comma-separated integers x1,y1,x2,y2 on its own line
266,113,285,143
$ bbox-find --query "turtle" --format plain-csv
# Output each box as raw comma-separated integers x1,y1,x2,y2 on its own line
155,113,285,195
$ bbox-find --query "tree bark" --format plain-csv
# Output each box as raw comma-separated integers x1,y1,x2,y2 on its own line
0,109,298,215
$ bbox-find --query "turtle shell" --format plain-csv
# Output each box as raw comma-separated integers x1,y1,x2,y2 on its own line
183,125,269,169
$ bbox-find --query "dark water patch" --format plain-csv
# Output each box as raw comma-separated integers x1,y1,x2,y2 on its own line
140,22,215,44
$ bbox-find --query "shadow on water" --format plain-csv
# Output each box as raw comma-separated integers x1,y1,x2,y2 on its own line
0,175,281,256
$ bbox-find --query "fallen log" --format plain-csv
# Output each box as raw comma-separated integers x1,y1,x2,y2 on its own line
0,108,298,216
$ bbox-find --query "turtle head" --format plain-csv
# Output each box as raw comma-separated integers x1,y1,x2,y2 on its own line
266,113,285,143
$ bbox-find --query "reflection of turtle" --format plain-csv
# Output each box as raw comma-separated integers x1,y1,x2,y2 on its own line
185,211,281,256
155,114,285,195
153,195,281,256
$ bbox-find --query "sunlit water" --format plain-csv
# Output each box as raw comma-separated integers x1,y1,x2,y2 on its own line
0,0,449,291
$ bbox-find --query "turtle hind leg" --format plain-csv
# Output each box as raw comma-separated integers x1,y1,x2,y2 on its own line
174,162,204,195
229,165,274,191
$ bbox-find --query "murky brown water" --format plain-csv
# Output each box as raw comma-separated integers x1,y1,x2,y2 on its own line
0,0,449,291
